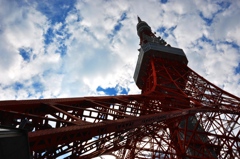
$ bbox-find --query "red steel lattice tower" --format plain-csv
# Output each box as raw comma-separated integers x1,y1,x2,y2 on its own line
0,17,240,159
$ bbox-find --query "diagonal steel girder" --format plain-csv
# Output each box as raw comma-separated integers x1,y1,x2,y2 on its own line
28,106,234,151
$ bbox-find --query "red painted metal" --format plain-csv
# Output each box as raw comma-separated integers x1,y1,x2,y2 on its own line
0,18,240,158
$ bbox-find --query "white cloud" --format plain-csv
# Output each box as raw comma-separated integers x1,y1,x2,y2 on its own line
0,0,239,100
0,1,63,99
210,2,240,44
194,0,222,19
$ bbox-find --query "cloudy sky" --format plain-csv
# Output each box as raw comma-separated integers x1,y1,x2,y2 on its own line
0,0,239,100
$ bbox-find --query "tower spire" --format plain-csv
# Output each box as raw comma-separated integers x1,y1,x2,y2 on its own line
137,16,142,23
136,18,170,47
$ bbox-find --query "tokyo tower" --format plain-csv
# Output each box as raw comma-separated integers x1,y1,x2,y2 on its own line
0,17,239,159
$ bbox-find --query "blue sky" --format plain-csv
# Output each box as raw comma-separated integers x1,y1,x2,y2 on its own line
0,0,240,101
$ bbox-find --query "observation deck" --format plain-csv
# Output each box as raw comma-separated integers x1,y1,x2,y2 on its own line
134,42,188,89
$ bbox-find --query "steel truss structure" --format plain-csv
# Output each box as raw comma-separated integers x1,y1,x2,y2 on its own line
0,18,240,159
